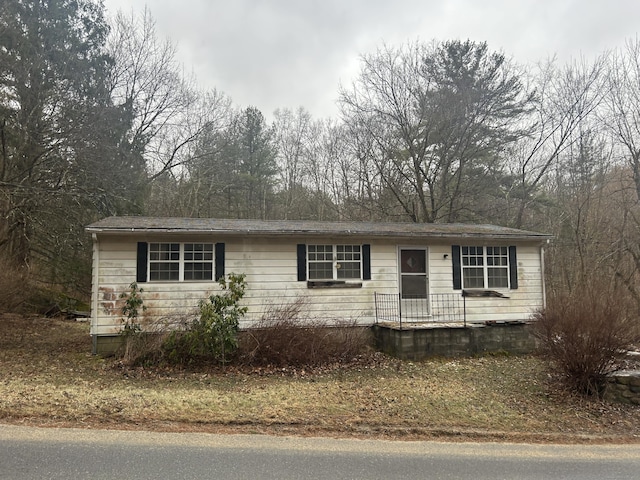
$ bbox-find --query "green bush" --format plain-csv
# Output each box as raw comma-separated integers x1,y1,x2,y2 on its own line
120,282,145,336
117,282,148,363
165,273,247,364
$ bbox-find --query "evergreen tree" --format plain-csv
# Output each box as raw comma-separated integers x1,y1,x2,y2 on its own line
0,0,125,285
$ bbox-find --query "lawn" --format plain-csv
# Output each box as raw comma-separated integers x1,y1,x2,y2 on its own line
1,314,639,443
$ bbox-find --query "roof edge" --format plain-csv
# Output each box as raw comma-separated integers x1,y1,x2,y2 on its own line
86,217,552,242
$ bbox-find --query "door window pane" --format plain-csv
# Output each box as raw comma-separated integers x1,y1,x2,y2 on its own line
401,249,426,274
401,275,428,299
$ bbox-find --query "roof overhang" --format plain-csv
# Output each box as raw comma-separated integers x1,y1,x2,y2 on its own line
86,217,552,243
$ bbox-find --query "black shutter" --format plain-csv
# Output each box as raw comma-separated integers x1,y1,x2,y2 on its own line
509,245,518,289
215,243,225,281
452,245,462,290
362,244,371,280
136,242,148,283
297,244,306,281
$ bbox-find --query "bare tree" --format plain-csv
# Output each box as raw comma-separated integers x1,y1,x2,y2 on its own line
601,38,640,305
508,56,608,228
542,131,617,292
273,107,315,218
605,38,640,200
107,8,230,188
339,40,531,223
0,0,115,272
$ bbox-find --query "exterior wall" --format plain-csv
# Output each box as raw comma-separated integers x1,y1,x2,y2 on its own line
90,233,546,339
91,234,222,336
227,235,392,324
427,243,544,323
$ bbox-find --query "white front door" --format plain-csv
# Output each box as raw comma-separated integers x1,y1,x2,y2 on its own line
399,247,429,319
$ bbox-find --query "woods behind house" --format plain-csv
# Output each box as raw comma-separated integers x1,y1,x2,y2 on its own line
2,1,640,313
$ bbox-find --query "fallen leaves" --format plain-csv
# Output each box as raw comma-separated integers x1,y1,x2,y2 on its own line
1,314,640,442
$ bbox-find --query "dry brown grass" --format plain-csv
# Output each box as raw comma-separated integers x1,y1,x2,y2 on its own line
1,314,639,442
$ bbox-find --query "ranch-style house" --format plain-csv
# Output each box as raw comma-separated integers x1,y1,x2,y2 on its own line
86,217,551,355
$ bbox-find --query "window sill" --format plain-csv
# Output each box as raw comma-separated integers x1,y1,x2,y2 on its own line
307,280,363,289
148,279,214,283
462,289,510,298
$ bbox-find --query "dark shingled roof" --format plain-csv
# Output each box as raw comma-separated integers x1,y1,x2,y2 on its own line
86,216,551,241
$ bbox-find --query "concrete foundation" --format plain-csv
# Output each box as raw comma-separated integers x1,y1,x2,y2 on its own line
372,322,537,360
92,335,123,356
95,322,537,359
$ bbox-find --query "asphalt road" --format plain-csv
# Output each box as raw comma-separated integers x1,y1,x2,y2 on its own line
1,424,639,479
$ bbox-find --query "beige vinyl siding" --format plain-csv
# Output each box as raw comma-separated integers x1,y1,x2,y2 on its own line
90,234,545,336
91,236,220,335
228,238,396,326
428,243,544,323
91,235,392,335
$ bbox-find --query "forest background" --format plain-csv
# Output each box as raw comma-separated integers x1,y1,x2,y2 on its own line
2,0,640,311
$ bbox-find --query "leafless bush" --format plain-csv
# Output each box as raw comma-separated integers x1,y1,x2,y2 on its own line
118,317,180,366
238,297,371,367
532,283,640,396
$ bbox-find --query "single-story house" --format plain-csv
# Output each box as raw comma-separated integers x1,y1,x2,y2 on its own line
86,217,552,355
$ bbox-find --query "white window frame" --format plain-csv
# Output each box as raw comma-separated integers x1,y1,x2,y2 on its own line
461,245,510,289
148,242,214,282
307,244,362,281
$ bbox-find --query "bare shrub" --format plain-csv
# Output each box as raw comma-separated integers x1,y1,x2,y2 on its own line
532,282,640,396
238,297,371,367
118,318,174,366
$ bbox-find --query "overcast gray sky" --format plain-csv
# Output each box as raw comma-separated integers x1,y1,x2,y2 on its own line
102,0,640,119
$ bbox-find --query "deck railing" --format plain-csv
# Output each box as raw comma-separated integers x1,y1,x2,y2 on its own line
374,292,466,328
